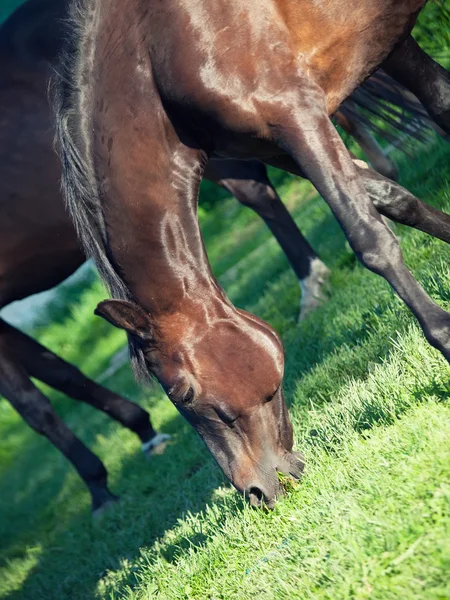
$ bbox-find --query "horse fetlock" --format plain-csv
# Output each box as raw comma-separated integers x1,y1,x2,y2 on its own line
299,259,331,321
142,432,172,456
356,227,400,275
91,488,120,517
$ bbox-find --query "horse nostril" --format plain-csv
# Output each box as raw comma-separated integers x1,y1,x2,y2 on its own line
245,485,280,509
246,486,265,508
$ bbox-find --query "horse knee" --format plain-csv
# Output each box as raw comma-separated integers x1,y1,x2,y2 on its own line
367,178,419,225
385,190,420,226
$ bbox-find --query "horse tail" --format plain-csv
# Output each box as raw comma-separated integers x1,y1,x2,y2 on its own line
339,69,449,155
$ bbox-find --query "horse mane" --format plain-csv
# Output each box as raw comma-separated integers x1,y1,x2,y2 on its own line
54,0,150,383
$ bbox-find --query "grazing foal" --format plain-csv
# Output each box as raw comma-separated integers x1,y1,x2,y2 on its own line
57,0,450,507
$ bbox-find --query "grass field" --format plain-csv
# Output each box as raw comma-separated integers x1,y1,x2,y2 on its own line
1,3,450,600
1,138,449,599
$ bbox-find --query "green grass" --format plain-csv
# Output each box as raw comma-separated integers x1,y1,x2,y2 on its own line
1,3,450,599
1,137,449,600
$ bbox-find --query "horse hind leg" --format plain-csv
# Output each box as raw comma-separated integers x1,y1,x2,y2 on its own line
353,160,450,244
382,35,450,135
263,79,450,362
0,319,170,454
0,328,117,513
207,159,330,321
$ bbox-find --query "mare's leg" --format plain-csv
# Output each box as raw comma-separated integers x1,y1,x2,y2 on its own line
0,338,117,513
205,159,329,320
383,36,450,134
264,84,450,361
353,160,450,244
0,319,169,453
334,108,399,181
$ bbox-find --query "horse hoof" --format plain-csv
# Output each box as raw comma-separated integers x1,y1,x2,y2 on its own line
141,432,172,456
298,296,325,323
298,259,331,323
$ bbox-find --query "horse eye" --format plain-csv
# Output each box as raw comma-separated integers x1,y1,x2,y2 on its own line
181,386,195,406
216,408,237,427
265,385,280,403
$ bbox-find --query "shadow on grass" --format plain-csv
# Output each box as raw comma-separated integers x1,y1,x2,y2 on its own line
2,140,450,599
1,380,228,600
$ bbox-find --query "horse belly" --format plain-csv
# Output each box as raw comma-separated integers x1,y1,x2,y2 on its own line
0,231,84,309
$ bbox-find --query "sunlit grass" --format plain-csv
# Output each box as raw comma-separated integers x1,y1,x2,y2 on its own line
1,2,449,599
1,137,449,600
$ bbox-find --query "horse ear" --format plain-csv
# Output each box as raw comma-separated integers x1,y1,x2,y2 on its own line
95,300,153,341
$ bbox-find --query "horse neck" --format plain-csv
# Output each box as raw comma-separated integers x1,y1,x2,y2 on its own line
122,201,225,318
63,0,231,321
96,130,222,317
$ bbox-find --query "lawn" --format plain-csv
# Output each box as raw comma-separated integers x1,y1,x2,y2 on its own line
1,4,450,600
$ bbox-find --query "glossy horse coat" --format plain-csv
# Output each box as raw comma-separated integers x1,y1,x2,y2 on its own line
2,0,435,510
57,0,450,507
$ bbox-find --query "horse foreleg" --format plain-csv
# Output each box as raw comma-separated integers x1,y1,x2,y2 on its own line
205,160,329,321
0,319,170,454
334,108,399,181
352,160,450,243
269,86,450,362
0,339,117,513
382,35,450,135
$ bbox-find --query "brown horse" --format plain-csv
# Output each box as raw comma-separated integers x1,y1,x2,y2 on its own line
56,0,450,508
3,0,436,511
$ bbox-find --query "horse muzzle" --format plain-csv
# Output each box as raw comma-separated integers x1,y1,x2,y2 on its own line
242,450,305,509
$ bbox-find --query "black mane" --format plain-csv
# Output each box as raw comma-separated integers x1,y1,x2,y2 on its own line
54,0,150,382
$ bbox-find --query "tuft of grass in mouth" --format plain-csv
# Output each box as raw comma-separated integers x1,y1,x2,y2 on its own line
277,471,300,495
